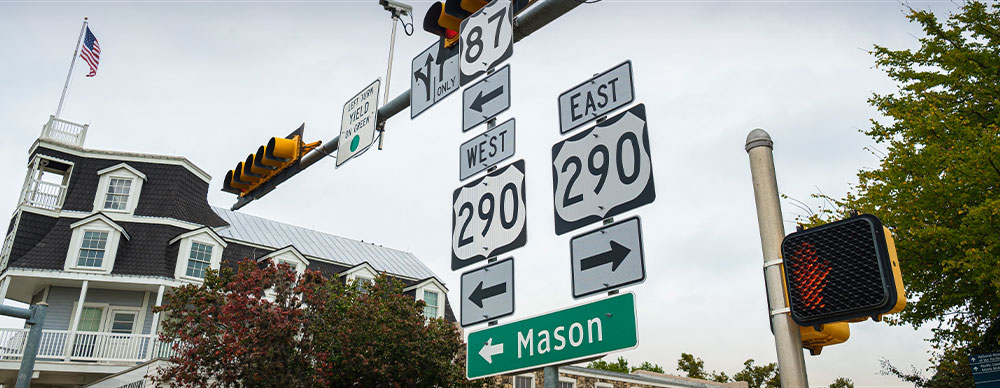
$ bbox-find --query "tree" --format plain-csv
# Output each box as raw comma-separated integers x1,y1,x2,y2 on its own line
587,356,665,374
676,353,707,379
828,377,855,388
153,260,490,388
675,354,780,388
804,1,999,385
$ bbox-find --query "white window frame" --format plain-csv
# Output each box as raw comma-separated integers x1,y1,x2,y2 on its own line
69,302,110,332
342,262,378,290
93,163,146,214
595,383,613,388
105,307,142,334
64,215,127,274
513,374,535,388
171,229,226,283
259,246,310,276
406,278,448,320
558,377,576,388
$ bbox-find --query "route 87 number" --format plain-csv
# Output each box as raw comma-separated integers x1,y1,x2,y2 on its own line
452,160,527,270
459,0,513,85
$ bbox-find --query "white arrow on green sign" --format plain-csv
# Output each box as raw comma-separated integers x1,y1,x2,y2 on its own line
466,292,638,379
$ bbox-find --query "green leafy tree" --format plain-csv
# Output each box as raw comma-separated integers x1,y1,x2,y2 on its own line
803,1,999,385
676,353,707,379
828,377,855,388
154,260,491,388
587,356,631,374
731,359,780,388
632,361,665,374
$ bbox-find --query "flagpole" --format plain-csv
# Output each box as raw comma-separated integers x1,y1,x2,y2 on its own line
54,17,88,119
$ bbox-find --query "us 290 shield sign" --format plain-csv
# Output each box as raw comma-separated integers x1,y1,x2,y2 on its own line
552,104,654,235
452,160,527,270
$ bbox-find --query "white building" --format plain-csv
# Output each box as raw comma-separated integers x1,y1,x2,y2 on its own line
0,116,453,387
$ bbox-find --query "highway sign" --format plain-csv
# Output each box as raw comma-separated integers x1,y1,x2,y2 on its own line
971,352,1000,387
466,292,638,379
337,79,381,167
411,41,460,119
460,257,515,327
460,118,515,181
551,103,655,235
558,61,635,134
459,0,513,85
452,160,527,270
570,216,645,298
463,65,511,132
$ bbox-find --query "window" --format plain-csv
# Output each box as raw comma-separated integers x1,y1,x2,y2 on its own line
559,382,574,388
103,177,132,210
77,231,108,267
109,311,137,334
355,276,374,293
185,242,213,279
78,307,103,332
423,290,439,319
514,376,533,388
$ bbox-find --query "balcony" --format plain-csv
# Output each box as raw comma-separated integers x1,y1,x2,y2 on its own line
0,328,177,364
40,116,88,147
19,178,67,211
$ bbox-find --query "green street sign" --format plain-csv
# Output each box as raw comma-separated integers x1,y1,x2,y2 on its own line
466,292,638,379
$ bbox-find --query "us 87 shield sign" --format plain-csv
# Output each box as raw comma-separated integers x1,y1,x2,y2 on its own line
552,104,655,235
452,160,527,270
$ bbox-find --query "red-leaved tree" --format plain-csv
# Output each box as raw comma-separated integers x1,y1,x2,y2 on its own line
153,260,492,388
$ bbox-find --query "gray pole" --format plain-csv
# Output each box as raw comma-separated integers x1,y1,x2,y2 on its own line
55,18,88,119
543,366,559,388
745,128,809,387
378,12,399,151
15,303,48,388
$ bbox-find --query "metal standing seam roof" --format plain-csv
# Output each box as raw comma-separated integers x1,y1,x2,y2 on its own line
211,207,437,280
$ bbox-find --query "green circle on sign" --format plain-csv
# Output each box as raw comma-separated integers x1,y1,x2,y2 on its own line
350,135,360,152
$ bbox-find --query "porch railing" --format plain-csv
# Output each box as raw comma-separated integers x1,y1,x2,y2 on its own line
19,178,68,211
0,328,177,364
40,115,88,147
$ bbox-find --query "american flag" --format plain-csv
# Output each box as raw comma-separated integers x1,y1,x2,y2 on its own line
80,27,100,77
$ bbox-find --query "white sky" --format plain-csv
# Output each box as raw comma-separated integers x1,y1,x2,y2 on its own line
0,1,959,386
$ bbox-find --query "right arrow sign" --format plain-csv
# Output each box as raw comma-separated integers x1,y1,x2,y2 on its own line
570,216,646,299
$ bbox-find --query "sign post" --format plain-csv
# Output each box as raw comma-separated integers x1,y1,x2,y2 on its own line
466,292,638,379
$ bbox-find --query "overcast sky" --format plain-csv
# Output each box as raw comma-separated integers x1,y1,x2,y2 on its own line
0,0,960,386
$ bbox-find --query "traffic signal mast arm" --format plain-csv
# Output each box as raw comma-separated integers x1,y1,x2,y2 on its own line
232,0,585,210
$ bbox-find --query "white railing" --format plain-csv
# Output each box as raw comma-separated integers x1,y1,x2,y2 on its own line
41,115,88,147
0,328,177,364
0,229,14,270
20,178,67,211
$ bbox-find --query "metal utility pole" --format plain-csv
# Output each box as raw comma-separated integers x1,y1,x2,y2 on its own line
0,303,49,388
544,366,559,388
377,1,407,150
745,128,809,387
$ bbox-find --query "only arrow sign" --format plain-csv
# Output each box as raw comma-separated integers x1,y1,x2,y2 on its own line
580,241,630,271
470,86,504,113
470,280,507,308
479,338,504,364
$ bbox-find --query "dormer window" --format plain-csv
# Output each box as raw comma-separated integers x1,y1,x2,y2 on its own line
94,163,146,214
103,178,132,210
170,228,227,283
405,277,448,320
256,246,310,277
342,262,379,291
77,230,109,268
422,290,439,319
185,242,214,279
64,214,128,274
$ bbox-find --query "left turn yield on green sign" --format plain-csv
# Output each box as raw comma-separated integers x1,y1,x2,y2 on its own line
337,79,380,167
466,292,638,379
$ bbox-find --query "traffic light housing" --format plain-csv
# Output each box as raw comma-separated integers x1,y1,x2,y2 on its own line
780,214,906,327
222,125,321,197
799,322,849,356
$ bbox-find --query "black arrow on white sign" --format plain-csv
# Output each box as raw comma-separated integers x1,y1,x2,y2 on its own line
469,281,507,308
579,241,630,272
414,54,433,98
470,86,504,113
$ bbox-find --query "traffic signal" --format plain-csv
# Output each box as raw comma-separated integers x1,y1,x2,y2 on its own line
780,214,906,327
799,322,849,356
222,125,321,197
422,0,488,48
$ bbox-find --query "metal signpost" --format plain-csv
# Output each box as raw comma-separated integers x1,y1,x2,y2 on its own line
466,292,638,379
461,257,515,327
570,216,645,298
551,103,655,235
411,42,460,119
337,79,381,167
558,61,635,134
971,352,1000,388
463,65,511,132
459,0,514,85
452,160,527,270
460,118,515,180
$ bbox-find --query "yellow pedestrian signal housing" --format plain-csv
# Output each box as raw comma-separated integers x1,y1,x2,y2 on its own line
221,125,321,197
799,322,849,356
780,214,906,327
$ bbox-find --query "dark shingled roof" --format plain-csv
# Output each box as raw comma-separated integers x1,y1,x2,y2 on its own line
30,146,227,228
5,211,59,271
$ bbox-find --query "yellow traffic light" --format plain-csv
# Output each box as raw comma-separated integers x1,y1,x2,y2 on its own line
422,0,489,48
221,126,321,197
